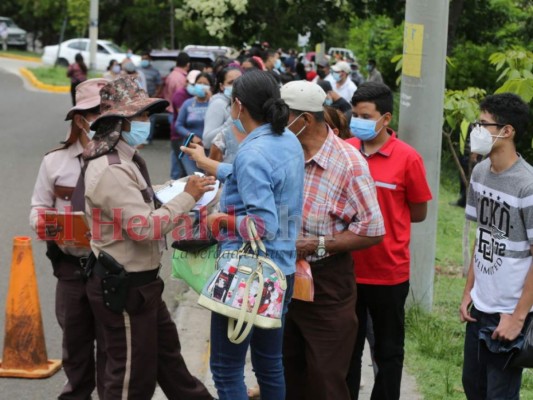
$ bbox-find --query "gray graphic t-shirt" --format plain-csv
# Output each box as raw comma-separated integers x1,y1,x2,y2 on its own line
466,156,533,314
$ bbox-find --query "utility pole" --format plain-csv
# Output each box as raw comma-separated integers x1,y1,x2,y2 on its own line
399,1,450,311
89,0,99,71
169,0,175,49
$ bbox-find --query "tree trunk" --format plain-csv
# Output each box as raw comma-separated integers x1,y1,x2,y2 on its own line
447,0,466,54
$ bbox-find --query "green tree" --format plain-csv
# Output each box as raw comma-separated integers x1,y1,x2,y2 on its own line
344,15,404,88
175,0,352,49
490,47,533,102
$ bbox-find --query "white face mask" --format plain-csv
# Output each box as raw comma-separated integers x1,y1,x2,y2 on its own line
470,125,504,156
287,113,307,137
81,117,96,139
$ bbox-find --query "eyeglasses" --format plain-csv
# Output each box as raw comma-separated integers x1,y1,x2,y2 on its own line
473,121,505,128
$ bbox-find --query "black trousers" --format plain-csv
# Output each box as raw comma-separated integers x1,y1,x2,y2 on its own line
86,273,213,400
347,281,409,400
284,252,357,400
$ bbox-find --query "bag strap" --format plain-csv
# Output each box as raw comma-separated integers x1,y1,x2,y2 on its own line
246,217,266,255
227,268,264,344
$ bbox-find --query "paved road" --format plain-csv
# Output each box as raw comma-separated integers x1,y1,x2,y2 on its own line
0,59,178,398
0,57,421,399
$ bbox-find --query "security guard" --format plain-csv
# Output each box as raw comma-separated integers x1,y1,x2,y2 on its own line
30,78,108,399
83,76,215,399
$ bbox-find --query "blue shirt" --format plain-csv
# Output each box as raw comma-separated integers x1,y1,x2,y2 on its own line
175,97,209,139
216,123,305,275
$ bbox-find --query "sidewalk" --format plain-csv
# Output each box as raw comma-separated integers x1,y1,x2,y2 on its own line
154,285,422,400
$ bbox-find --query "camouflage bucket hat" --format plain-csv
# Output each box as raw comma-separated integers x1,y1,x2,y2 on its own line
90,76,168,130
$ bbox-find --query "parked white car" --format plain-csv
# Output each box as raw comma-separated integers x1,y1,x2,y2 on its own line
0,16,27,49
41,38,140,71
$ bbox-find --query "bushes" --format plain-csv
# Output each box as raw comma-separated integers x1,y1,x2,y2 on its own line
343,15,404,89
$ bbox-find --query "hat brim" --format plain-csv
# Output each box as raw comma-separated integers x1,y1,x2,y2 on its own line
65,97,101,121
90,98,169,130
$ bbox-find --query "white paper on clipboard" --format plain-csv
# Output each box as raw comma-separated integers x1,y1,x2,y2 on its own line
155,179,220,209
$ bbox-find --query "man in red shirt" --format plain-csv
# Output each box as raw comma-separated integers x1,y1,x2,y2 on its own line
345,82,432,400
162,52,190,113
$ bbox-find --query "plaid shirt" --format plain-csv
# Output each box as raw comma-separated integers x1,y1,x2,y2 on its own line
303,129,384,260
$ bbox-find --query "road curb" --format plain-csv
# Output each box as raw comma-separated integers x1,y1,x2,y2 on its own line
0,53,41,63
19,67,70,93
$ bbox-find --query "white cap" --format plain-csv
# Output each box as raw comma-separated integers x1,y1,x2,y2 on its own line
187,70,201,84
280,80,327,112
331,61,351,74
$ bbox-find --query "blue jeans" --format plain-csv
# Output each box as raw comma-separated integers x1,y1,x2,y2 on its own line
462,306,530,400
210,274,294,400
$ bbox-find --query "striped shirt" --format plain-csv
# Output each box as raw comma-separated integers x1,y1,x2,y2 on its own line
302,129,385,260
466,156,533,314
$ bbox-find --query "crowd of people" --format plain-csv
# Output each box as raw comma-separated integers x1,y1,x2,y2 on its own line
30,40,533,400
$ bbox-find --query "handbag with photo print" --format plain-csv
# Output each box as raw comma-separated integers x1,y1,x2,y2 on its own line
198,217,287,344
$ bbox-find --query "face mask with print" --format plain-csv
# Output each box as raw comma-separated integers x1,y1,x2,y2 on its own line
223,85,233,98
470,125,503,156
112,65,121,74
331,71,342,82
122,120,151,146
140,60,150,68
349,115,384,141
287,113,307,137
231,101,247,134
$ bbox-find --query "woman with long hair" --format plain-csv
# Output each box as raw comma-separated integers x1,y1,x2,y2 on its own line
67,53,88,105
181,70,305,400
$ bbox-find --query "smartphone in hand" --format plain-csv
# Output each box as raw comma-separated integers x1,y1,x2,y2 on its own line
179,133,195,159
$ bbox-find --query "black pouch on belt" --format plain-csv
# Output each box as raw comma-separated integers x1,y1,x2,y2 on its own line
98,251,129,314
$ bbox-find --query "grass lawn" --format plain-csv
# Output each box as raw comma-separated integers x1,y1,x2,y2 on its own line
2,49,41,58
404,156,533,398
27,66,102,86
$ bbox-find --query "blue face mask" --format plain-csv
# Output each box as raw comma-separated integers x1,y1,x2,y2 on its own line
127,52,133,58
223,85,233,98
349,116,384,141
324,98,333,106
187,84,209,98
331,71,342,82
122,120,151,146
274,59,282,70
140,60,150,68
231,101,246,134
366,64,373,72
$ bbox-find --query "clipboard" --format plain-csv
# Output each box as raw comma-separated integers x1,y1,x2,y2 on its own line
155,176,220,210
44,211,91,248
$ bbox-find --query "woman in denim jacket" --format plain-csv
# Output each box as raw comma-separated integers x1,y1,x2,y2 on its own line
182,70,305,400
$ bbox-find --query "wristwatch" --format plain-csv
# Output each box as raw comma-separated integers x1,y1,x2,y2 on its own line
316,236,326,257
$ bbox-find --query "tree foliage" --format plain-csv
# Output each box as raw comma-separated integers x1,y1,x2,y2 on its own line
175,0,352,48
490,48,533,103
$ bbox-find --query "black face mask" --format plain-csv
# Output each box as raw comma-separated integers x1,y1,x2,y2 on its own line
317,70,326,79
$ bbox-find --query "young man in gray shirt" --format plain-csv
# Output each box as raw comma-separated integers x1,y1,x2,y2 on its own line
460,93,533,399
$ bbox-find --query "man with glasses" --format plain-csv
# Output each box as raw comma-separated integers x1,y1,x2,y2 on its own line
459,93,533,400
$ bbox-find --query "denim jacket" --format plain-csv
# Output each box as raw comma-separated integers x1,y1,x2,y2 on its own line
216,123,304,275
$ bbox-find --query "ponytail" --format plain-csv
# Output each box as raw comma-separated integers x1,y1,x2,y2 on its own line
263,98,289,134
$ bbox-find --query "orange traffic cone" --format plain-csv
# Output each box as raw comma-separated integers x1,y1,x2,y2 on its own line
0,236,61,378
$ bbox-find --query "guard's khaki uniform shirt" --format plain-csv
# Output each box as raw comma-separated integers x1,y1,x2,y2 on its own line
30,139,89,257
84,140,196,272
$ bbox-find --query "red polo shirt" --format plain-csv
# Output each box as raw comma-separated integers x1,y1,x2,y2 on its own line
346,129,432,285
